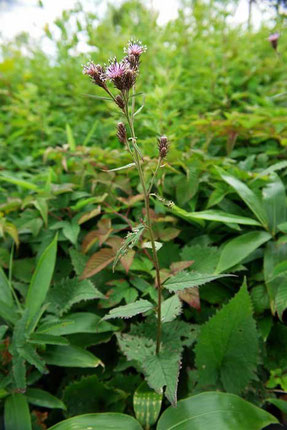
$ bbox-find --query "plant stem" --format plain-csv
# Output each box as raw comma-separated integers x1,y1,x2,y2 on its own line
124,91,162,355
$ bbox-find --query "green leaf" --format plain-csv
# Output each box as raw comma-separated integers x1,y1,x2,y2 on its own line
66,123,76,150
161,295,182,322
62,375,126,417
19,344,47,374
195,282,259,394
42,345,103,368
62,221,80,245
215,231,271,274
164,271,232,292
26,388,66,410
0,266,14,307
274,276,287,320
113,224,145,271
266,398,287,414
0,173,40,191
157,392,278,430
38,312,118,336
4,393,32,430
133,381,162,428
49,413,142,430
105,162,136,172
12,356,26,390
117,320,197,405
262,173,287,235
28,333,69,345
103,299,154,320
25,235,58,324
0,300,18,324
218,169,268,228
176,209,260,226
46,278,104,316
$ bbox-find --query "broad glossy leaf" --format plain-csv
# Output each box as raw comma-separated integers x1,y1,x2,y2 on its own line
157,392,277,430
4,393,32,430
103,299,154,320
133,381,162,427
26,388,66,410
216,231,271,273
49,413,142,430
42,345,103,368
25,235,58,323
218,169,268,228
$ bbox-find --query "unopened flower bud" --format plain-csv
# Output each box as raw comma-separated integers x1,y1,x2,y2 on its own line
268,33,280,51
115,95,125,110
117,122,127,144
158,136,169,159
123,69,136,91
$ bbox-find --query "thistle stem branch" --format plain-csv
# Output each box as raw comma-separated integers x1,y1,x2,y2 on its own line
124,90,162,355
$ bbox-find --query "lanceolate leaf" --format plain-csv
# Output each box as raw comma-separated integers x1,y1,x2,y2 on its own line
113,224,145,271
103,299,154,320
215,231,271,274
262,173,287,235
218,169,268,228
157,392,277,430
164,271,232,292
26,388,66,410
4,393,32,430
0,266,13,307
49,413,143,430
172,209,260,226
25,235,58,323
195,282,259,394
42,345,103,368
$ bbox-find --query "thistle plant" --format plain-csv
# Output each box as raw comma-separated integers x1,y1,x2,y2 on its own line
83,40,166,355
82,41,227,404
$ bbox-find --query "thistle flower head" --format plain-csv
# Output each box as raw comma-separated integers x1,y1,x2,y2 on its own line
82,61,106,88
124,40,147,57
268,33,280,50
105,58,127,80
158,136,169,159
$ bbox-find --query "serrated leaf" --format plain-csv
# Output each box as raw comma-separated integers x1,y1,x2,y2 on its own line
46,278,104,316
164,271,232,292
218,169,269,228
42,345,103,368
19,344,47,374
215,231,271,273
157,392,278,430
80,248,115,279
195,282,259,394
161,295,182,322
103,299,154,320
113,224,145,271
62,221,80,245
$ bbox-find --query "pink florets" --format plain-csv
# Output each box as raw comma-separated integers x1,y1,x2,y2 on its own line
105,59,127,80
124,40,147,57
268,33,280,50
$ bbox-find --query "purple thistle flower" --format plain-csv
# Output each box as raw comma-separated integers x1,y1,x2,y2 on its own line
125,40,147,57
268,33,280,50
82,61,106,88
105,59,127,80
